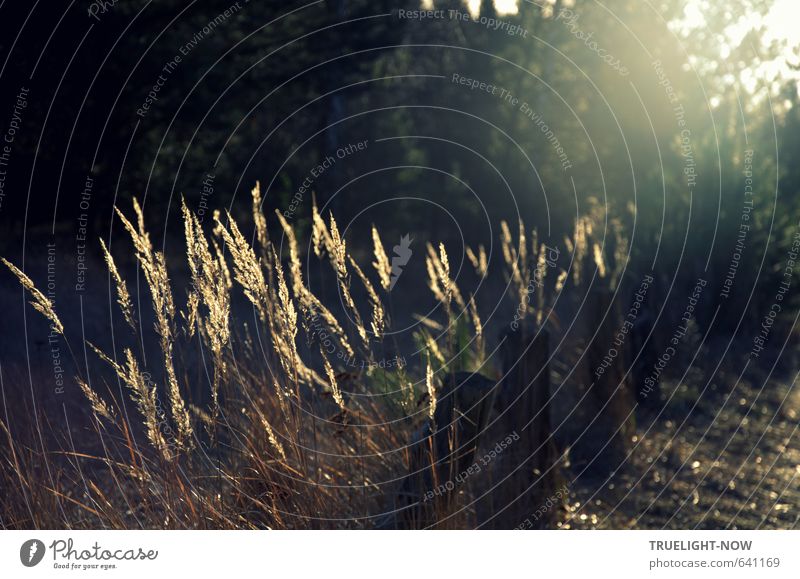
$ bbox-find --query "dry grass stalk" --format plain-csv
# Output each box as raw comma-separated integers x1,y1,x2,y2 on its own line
371,226,392,291
571,217,589,285
184,291,200,338
349,255,385,339
426,357,436,421
611,217,628,289
414,314,444,332
401,378,417,417
116,201,193,450
183,201,231,420
425,251,446,305
516,221,533,317
554,269,568,294
439,243,451,305
213,239,233,291
517,219,528,283
1,257,64,335
325,214,368,347
76,377,115,422
183,202,231,347
466,244,488,278
425,242,465,309
215,211,270,323
251,182,270,256
468,295,484,362
306,291,355,358
91,343,171,461
270,247,303,382
265,245,319,387
500,220,536,326
322,351,345,411
592,243,607,278
535,242,547,325
122,349,172,462
274,210,305,292
423,330,446,366
259,414,287,461
271,379,290,415
276,211,354,358
500,220,517,272
328,215,348,277
99,239,135,330
190,404,213,430
311,196,332,258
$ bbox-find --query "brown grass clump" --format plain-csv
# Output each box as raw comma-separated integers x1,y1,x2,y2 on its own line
0,184,619,530
1,191,416,528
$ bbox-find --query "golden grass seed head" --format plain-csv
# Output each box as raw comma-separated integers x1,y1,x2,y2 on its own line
371,225,392,291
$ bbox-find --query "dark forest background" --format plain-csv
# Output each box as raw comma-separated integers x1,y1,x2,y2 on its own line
1,0,799,330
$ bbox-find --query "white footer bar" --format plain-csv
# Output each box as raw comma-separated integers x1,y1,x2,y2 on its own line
1,530,798,578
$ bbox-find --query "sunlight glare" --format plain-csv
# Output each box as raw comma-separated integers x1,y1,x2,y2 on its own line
467,0,520,16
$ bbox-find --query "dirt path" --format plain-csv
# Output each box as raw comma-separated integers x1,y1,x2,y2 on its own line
563,371,800,529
